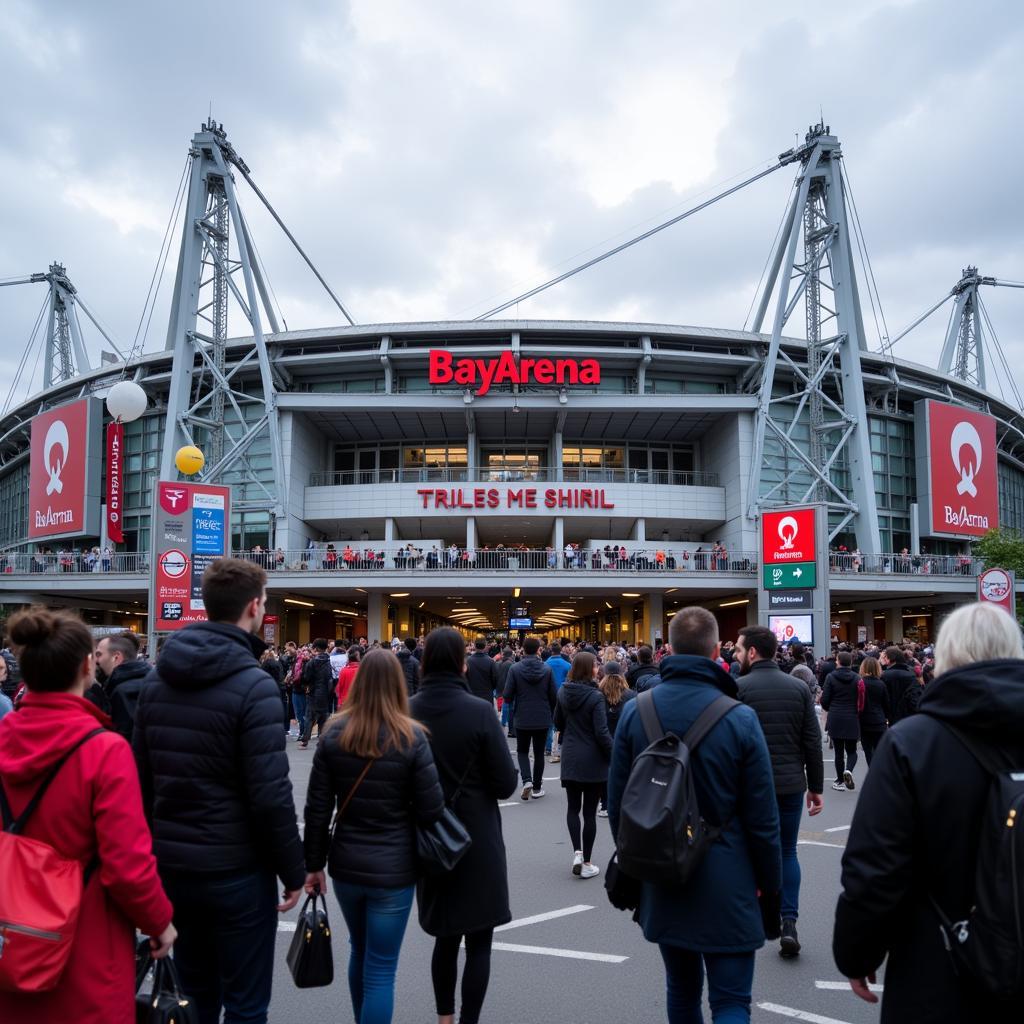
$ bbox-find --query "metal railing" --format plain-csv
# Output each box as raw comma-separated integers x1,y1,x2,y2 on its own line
0,551,148,575
309,468,720,487
828,552,980,576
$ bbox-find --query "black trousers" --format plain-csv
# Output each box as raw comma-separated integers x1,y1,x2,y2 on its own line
516,729,547,790
834,738,859,780
431,928,494,1024
565,781,602,861
861,730,884,766
302,707,328,743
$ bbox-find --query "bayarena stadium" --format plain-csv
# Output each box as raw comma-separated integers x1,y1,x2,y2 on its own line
1,120,1021,654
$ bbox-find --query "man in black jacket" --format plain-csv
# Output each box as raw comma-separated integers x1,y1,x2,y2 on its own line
134,558,304,1024
466,637,499,704
737,624,824,959
397,636,421,697
626,644,660,692
503,636,557,799
300,638,333,747
880,646,916,724
95,631,148,742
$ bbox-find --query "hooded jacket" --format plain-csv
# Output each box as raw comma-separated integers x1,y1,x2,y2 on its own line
626,662,660,692
396,647,421,696
104,657,150,742
0,692,172,1024
132,621,304,890
834,659,1024,1022
502,654,556,731
821,667,862,740
881,663,917,724
554,680,613,783
302,651,335,712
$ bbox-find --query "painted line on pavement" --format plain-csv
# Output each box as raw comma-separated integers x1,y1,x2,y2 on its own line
495,904,594,933
498,801,522,807
278,921,297,932
757,1003,853,1024
491,941,627,963
797,840,845,849
815,980,883,992
824,825,851,833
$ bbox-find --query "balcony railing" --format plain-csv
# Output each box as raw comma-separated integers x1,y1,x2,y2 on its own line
309,468,721,487
0,551,148,574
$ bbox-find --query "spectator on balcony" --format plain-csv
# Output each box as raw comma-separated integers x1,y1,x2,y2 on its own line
655,548,666,569
324,543,337,571
342,544,356,568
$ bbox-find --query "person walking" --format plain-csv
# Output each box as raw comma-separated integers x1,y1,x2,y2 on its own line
834,603,1024,1021
608,607,781,1024
856,656,889,765
289,643,311,738
545,642,572,761
133,558,305,1024
880,646,916,724
410,628,519,1024
303,648,445,1024
465,638,498,704
299,637,334,748
821,651,862,791
554,651,613,878
0,607,176,1024
596,667,635,817
495,646,516,737
735,625,824,958
502,636,557,800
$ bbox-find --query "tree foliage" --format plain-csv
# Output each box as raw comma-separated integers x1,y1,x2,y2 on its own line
974,529,1024,577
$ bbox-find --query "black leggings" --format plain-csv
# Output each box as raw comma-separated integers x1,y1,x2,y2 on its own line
834,738,859,780
565,782,602,861
861,730,884,766
431,929,494,1024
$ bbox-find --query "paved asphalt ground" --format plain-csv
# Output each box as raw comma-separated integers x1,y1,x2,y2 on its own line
267,727,882,1024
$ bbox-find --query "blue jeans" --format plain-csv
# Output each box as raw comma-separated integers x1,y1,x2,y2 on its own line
776,790,804,921
333,880,415,1024
291,692,307,734
161,869,277,1024
658,946,755,1024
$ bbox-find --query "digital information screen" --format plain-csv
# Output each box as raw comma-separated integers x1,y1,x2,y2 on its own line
509,617,533,629
767,613,814,646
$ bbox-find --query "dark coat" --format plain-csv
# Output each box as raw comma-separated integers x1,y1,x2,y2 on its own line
105,658,150,742
555,681,613,783
608,655,781,952
302,652,334,712
858,675,889,734
603,687,637,737
833,659,1024,1022
627,663,660,692
495,656,515,698
881,664,917,723
738,659,824,796
133,621,304,890
397,648,421,696
503,655,556,731
410,672,519,936
896,680,925,720
821,667,862,740
465,650,499,703
303,717,445,888
817,656,837,684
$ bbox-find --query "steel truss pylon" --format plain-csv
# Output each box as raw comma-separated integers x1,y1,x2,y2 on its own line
43,263,92,389
939,266,994,390
746,124,881,553
161,120,286,529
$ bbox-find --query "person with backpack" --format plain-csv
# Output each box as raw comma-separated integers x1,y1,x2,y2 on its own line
133,558,304,1024
299,638,334,748
834,602,1024,1021
821,651,862,791
607,606,781,1023
0,607,175,1023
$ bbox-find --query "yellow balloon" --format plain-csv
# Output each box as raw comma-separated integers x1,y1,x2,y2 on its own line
175,445,205,476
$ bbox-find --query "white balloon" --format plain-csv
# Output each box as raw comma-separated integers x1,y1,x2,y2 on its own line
105,380,148,422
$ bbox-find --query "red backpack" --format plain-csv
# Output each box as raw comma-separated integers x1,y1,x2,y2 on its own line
0,728,105,992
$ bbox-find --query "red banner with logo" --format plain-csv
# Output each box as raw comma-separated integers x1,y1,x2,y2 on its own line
28,399,93,540
106,422,124,544
761,507,817,564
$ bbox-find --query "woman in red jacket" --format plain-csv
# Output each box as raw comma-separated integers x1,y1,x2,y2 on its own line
0,608,176,1024
336,645,361,707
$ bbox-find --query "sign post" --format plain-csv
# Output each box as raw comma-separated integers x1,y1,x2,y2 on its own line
977,567,1016,617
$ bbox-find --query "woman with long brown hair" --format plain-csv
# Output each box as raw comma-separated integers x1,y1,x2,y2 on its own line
303,648,445,1024
856,656,889,766
596,665,636,818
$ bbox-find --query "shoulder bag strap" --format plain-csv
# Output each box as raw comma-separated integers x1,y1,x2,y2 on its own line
1,727,106,834
682,695,739,753
636,689,665,744
336,758,375,824
447,754,476,808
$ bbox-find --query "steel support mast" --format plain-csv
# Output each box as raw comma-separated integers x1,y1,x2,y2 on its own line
746,124,881,552
938,266,994,390
40,264,92,389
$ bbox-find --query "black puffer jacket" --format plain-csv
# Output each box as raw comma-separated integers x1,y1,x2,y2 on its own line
821,667,861,741
396,648,420,697
554,681,612,784
834,659,1024,1022
105,657,150,742
303,652,334,712
738,659,824,795
303,717,445,887
881,664,917,724
626,663,659,692
465,651,499,703
858,676,889,734
503,655,556,730
133,621,304,890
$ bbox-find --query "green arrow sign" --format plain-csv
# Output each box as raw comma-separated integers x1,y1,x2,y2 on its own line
763,561,817,590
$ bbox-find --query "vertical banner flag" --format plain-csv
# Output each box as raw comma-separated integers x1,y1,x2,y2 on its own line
106,422,124,543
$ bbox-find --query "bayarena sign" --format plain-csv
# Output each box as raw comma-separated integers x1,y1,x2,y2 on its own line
429,349,601,396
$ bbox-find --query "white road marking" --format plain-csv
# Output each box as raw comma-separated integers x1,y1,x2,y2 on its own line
757,1003,854,1023
542,776,561,781
498,801,521,807
491,941,627,963
815,980,883,992
824,825,850,833
495,904,594,933
278,921,296,932
797,840,846,849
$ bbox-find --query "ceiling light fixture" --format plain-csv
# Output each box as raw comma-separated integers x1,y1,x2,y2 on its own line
622,593,641,598
390,593,410,598
513,587,520,598
718,599,750,608
284,598,315,608
605,601,613,609
418,601,426,609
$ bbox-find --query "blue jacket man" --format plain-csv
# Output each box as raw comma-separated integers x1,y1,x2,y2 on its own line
608,607,781,1023
545,645,572,759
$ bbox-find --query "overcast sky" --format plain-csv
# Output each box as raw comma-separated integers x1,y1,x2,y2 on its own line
2,0,1022,410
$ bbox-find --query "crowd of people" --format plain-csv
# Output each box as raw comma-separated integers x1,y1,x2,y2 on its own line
1,557,1022,1024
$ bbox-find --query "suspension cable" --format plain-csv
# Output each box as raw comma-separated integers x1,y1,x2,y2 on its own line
842,164,891,353
744,178,797,333
3,293,48,415
978,293,1024,409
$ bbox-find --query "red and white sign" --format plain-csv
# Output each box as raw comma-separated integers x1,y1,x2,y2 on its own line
978,567,1015,616
925,401,998,538
428,350,600,396
761,507,816,564
28,399,95,540
263,614,279,646
106,422,124,544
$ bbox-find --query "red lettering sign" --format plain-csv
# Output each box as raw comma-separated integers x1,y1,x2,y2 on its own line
428,349,601,396
926,401,998,538
761,507,816,564
106,422,124,543
28,399,94,540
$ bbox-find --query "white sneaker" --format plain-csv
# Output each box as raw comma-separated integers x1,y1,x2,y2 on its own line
831,780,847,791
531,788,546,799
572,851,583,876
580,863,601,879
597,808,609,818
521,782,533,801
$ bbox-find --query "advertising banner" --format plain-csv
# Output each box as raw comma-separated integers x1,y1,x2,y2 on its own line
262,614,279,646
915,400,999,539
977,567,1016,616
152,481,231,632
27,398,102,540
106,422,124,544
761,507,817,564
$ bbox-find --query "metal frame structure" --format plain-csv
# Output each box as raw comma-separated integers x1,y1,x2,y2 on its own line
746,124,882,552
939,267,992,389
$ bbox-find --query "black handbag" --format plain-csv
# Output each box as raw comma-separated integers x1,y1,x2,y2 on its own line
286,889,334,988
604,852,642,913
416,761,473,873
135,955,198,1024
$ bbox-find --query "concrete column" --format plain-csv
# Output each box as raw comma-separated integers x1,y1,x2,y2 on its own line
642,591,663,647
632,518,646,543
885,606,903,644
466,517,477,549
384,518,397,543
551,517,564,552
551,429,563,482
367,593,385,644
467,425,477,479
858,609,875,645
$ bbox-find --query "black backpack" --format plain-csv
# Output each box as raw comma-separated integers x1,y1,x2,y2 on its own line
616,690,738,887
929,721,1024,998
